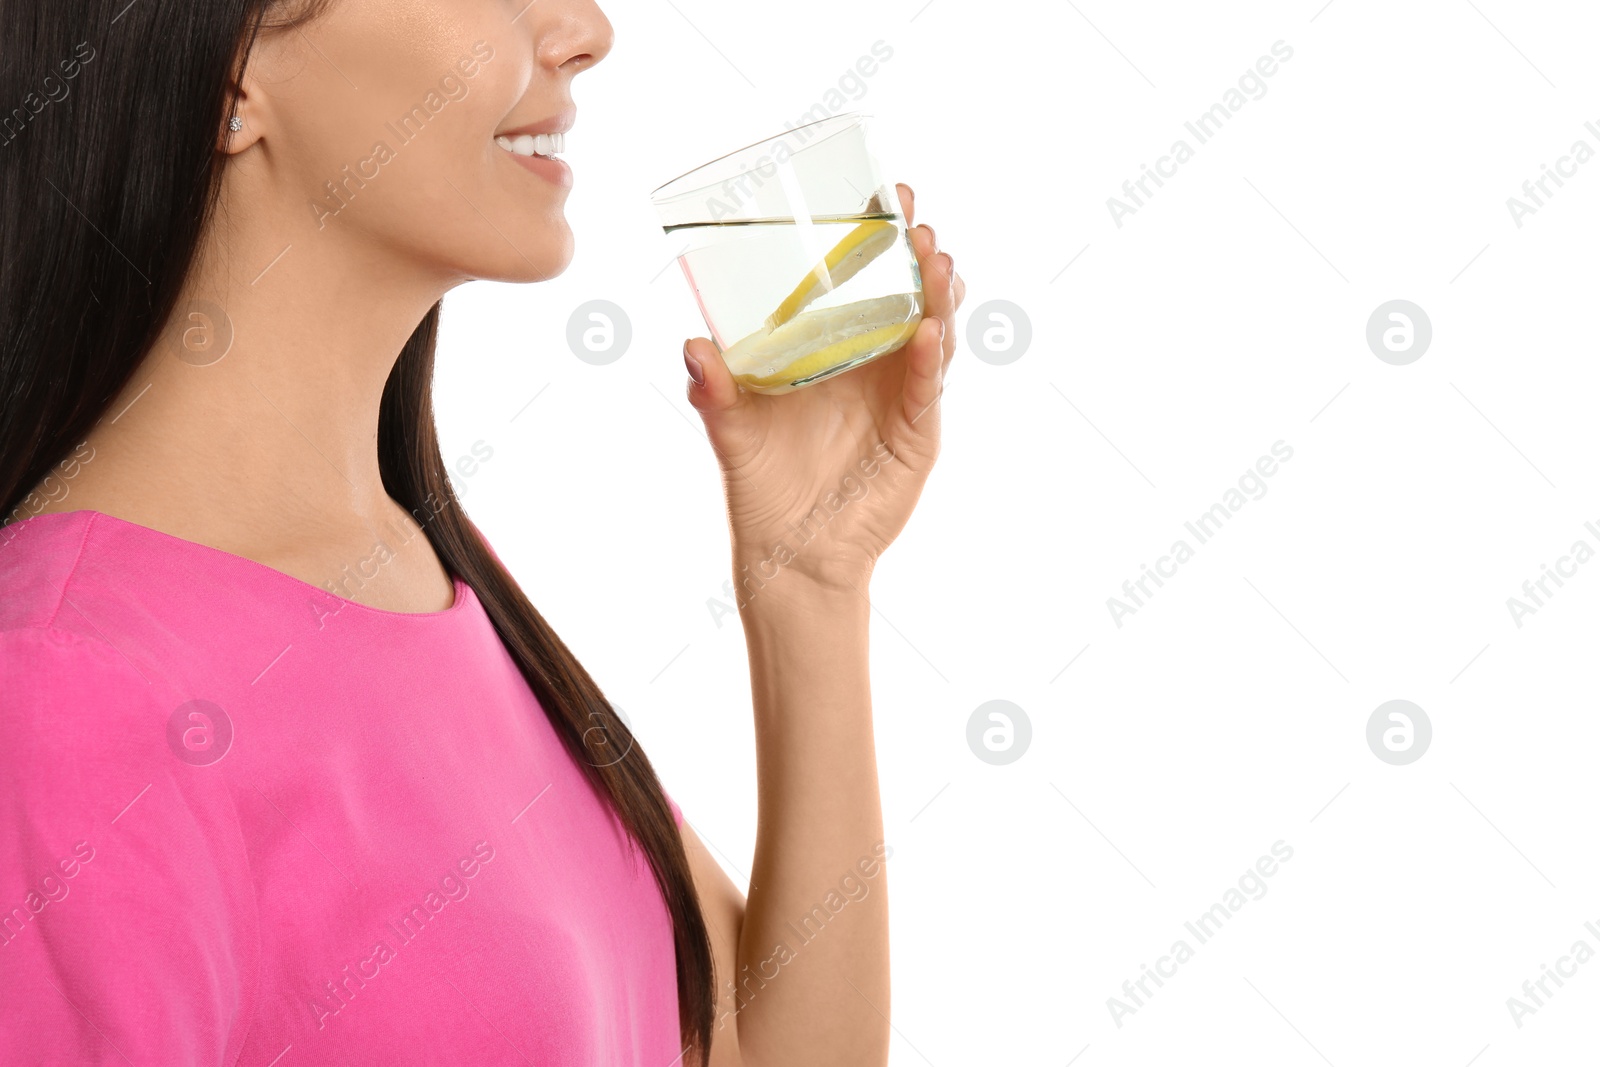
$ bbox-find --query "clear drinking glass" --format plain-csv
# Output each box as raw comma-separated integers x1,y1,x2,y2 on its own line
650,112,924,395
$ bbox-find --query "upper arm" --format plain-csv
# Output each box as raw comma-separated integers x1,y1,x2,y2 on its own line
0,629,257,1064
675,807,750,1067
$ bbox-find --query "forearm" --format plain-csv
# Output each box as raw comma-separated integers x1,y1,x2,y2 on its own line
730,575,890,1067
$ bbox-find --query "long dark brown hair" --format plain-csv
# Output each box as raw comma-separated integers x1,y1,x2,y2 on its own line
0,1,713,1058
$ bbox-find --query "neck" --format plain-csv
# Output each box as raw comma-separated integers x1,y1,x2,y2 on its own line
47,173,456,550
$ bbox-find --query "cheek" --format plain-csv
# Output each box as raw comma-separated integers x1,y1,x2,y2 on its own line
286,0,514,176
271,0,562,280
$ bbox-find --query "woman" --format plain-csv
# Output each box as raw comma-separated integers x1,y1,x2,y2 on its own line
0,0,963,1063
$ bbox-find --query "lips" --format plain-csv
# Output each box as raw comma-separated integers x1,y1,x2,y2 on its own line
494,105,575,140
494,106,574,188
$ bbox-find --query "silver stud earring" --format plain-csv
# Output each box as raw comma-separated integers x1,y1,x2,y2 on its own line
228,116,243,132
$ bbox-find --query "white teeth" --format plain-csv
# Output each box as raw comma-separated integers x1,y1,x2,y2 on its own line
497,132,565,157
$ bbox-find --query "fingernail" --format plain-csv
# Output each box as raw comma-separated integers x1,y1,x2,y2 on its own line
683,342,704,386
938,317,947,341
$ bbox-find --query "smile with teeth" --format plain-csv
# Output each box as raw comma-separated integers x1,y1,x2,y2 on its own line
496,132,565,158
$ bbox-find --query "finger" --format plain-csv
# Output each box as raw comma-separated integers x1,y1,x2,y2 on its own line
952,268,966,311
923,251,958,378
898,315,946,436
683,336,744,418
907,224,939,320
923,251,955,337
896,182,915,228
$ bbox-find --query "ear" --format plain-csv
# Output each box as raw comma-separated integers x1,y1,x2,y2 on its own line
217,38,272,156
218,85,262,156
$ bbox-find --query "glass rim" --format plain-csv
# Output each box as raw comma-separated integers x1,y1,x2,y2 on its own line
648,110,872,203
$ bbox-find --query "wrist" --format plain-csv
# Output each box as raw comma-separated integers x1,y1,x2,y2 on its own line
738,579,871,651
729,552,873,616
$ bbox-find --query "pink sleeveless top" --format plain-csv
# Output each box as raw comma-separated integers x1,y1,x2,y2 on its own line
0,509,684,1065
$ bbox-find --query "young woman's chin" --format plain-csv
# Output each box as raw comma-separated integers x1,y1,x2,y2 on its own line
453,159,576,283
405,192,574,284
482,213,574,284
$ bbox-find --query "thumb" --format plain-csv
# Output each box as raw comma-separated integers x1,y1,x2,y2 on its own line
683,336,744,417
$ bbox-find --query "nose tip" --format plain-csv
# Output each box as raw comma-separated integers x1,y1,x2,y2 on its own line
588,8,615,66
553,2,614,72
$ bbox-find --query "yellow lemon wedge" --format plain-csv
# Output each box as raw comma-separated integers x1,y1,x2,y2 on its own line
763,219,900,332
723,292,922,393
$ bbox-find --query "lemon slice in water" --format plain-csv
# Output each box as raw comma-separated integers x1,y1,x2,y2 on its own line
723,292,922,393
764,219,900,333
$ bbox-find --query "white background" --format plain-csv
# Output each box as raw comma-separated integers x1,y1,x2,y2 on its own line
435,2,1600,1063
